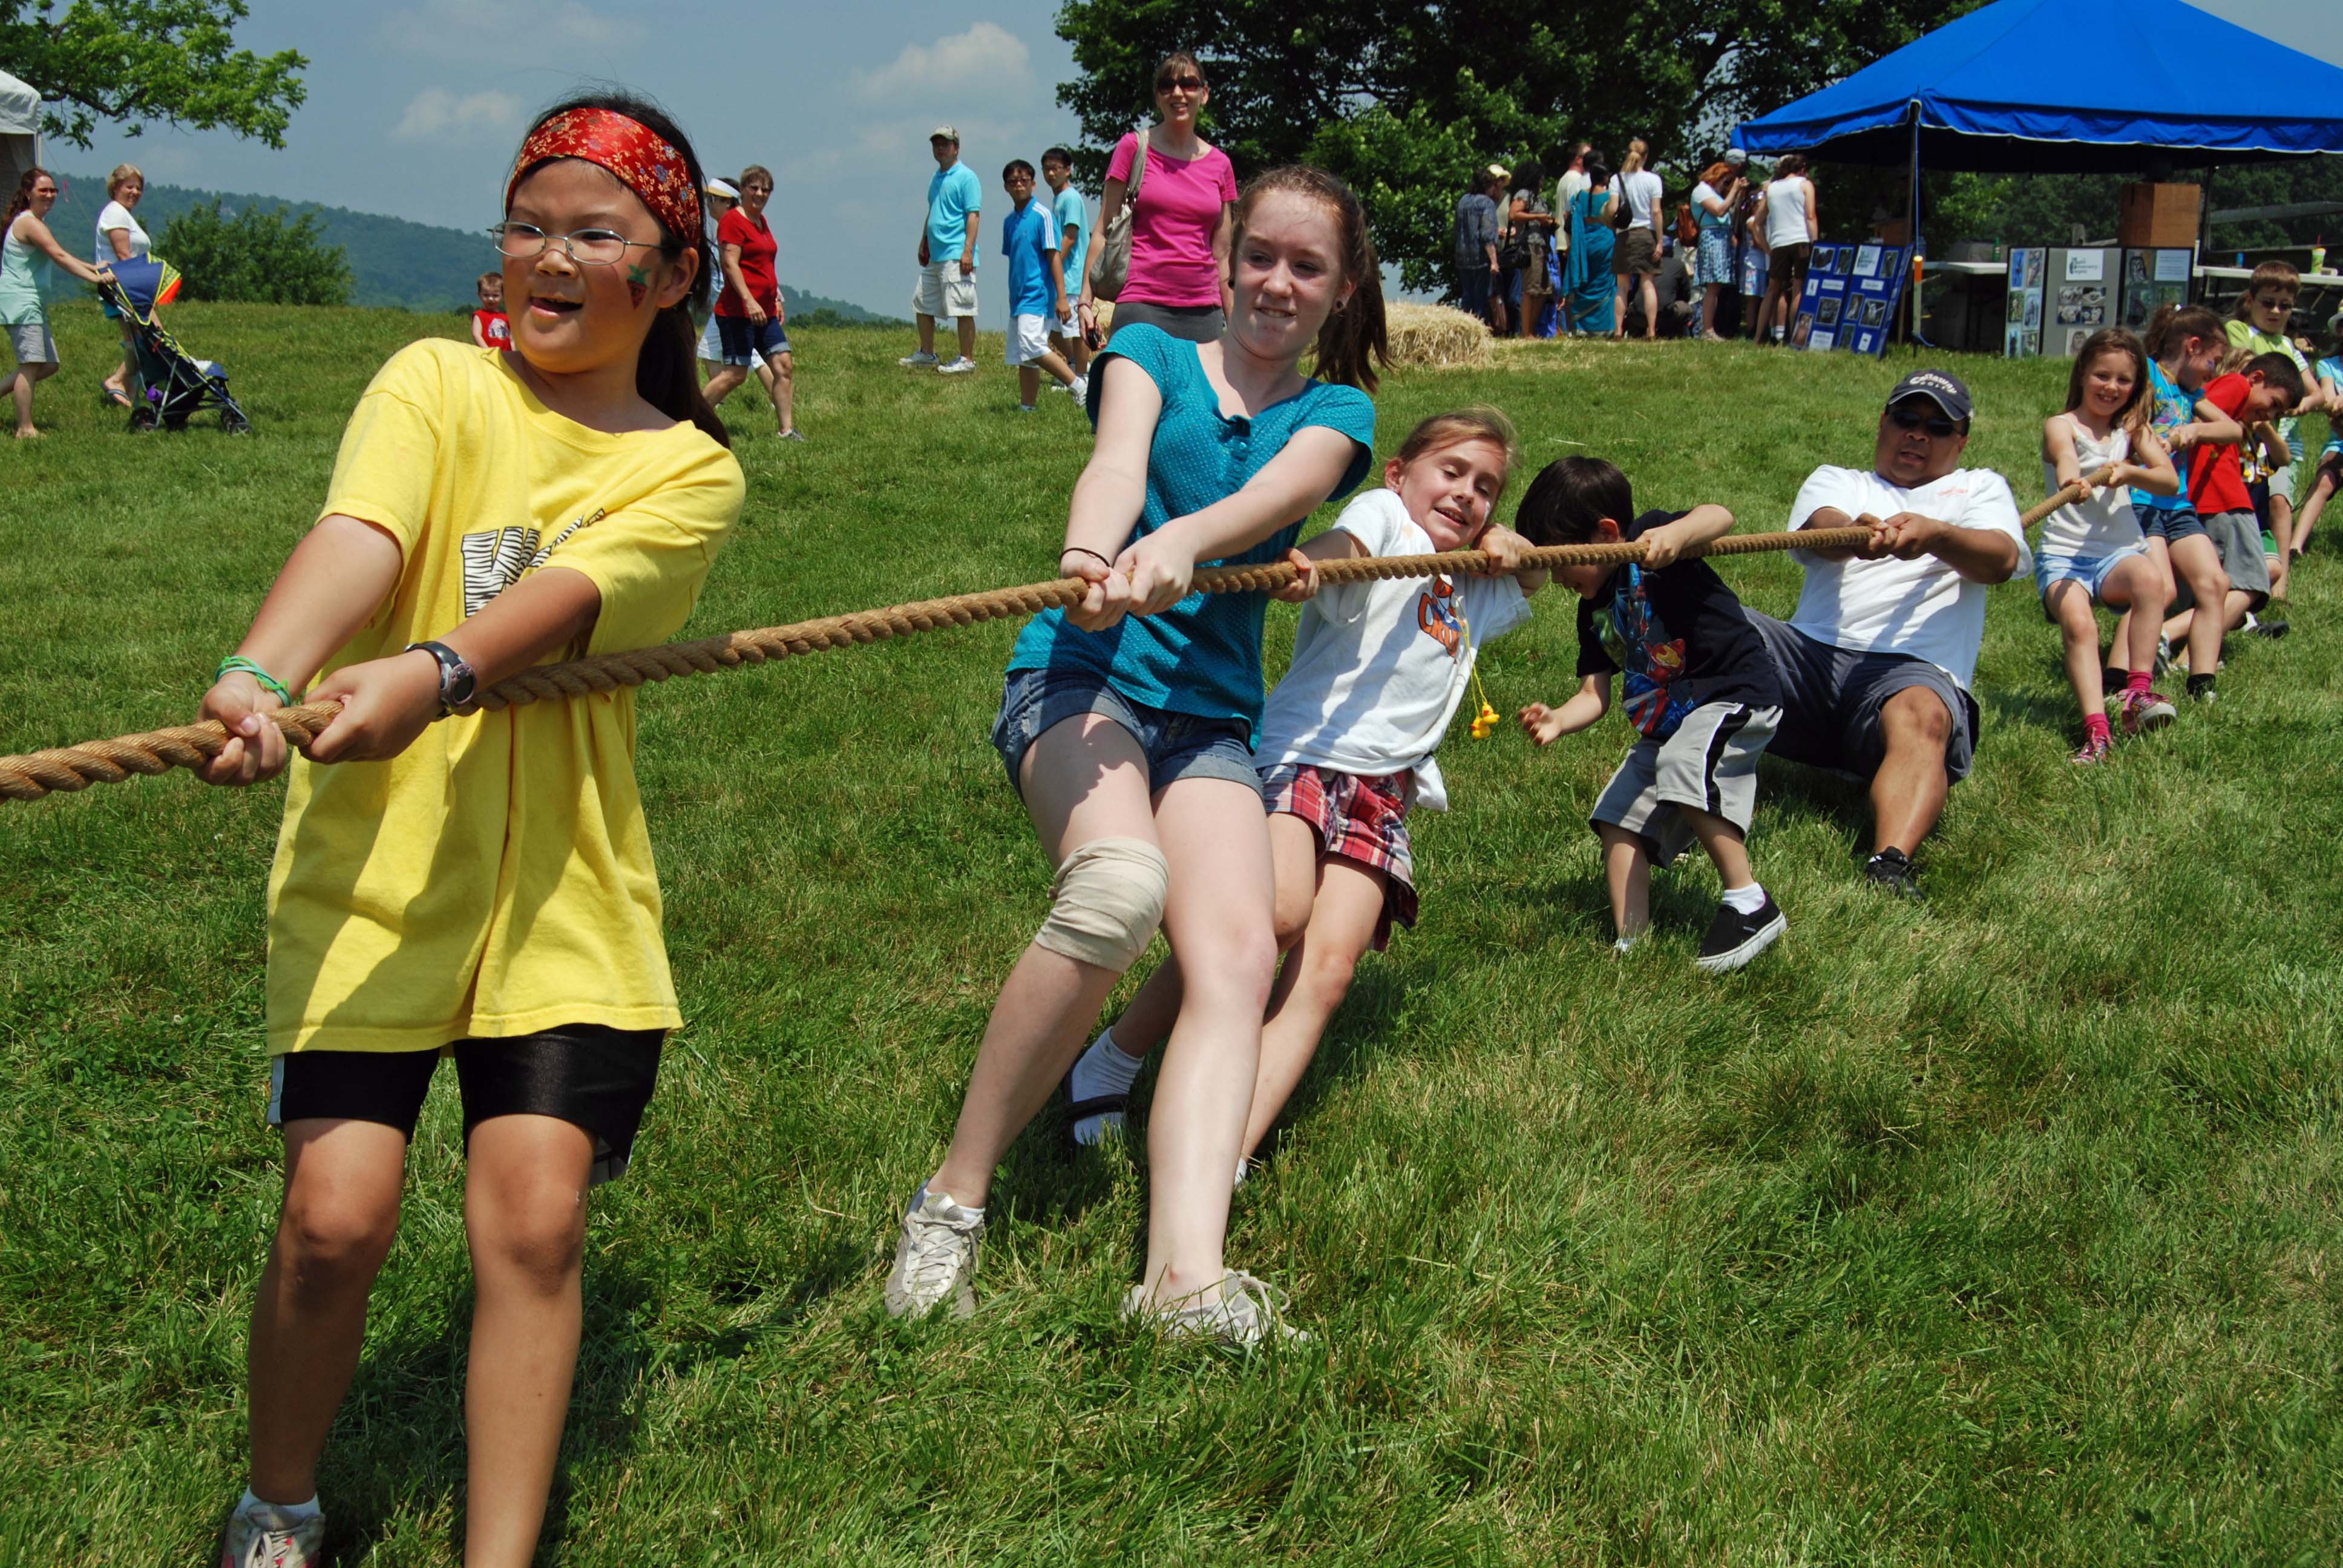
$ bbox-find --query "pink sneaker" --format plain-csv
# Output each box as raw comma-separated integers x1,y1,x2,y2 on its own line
2069,731,2113,765
2114,687,2176,735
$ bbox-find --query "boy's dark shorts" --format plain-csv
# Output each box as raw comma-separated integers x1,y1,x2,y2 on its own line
1748,610,1979,783
991,665,1260,799
269,1024,664,1186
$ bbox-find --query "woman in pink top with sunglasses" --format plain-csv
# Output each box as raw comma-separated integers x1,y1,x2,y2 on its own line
1079,49,1239,345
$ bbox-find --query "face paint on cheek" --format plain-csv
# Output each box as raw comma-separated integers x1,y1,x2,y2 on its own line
626,263,650,308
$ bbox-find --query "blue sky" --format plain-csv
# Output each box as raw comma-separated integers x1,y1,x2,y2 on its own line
33,0,2343,324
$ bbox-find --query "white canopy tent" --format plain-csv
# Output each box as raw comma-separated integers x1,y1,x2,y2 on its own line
0,68,40,201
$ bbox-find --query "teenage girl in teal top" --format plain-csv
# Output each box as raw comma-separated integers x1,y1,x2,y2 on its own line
888,166,1388,1345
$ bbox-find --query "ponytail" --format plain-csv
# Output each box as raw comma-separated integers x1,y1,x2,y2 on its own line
510,91,730,448
1231,165,1389,393
2145,301,2222,361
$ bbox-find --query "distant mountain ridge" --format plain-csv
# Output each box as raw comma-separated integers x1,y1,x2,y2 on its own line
51,172,897,321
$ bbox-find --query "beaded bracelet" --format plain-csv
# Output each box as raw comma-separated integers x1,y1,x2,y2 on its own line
214,655,293,706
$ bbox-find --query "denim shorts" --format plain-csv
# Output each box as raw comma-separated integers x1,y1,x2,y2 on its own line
2138,505,2207,545
716,313,790,365
2034,543,2146,609
991,666,1260,799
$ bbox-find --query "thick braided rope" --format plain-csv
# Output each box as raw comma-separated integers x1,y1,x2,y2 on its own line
0,521,1945,804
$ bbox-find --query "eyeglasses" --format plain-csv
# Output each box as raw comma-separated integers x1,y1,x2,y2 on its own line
1156,76,1204,93
1887,405,1961,438
487,221,663,267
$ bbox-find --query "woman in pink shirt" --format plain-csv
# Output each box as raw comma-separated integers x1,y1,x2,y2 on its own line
1078,50,1239,345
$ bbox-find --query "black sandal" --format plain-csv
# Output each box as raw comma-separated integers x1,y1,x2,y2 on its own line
1061,1070,1129,1146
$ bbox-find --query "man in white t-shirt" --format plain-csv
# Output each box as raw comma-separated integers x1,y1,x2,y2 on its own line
1745,370,2029,898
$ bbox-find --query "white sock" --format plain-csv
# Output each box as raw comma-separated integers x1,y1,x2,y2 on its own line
1613,935,1639,954
1721,881,1768,915
910,1184,981,1221
1069,1028,1145,1145
1071,374,1089,400
238,1488,321,1521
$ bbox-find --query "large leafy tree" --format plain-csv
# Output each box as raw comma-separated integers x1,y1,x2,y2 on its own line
0,0,307,148
157,198,351,305
1055,0,1981,293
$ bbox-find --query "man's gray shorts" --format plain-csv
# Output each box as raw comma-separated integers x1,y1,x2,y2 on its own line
2169,509,2270,612
1591,702,1781,868
1747,610,1979,784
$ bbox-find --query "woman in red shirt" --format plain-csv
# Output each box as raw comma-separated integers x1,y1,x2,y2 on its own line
709,164,800,440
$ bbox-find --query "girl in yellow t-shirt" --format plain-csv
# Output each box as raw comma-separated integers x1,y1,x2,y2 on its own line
194,93,743,1568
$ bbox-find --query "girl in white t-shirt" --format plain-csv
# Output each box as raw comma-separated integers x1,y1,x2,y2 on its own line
2037,327,2180,763
1063,408,1547,1177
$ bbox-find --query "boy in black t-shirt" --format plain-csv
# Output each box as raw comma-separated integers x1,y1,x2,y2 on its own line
1515,457,1788,971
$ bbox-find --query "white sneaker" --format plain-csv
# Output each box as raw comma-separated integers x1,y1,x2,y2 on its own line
937,356,977,374
1123,1270,1309,1346
884,1187,983,1319
221,1498,325,1568
1070,374,1090,402
898,350,940,367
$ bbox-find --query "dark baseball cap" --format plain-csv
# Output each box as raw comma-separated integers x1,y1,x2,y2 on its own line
1887,368,1973,425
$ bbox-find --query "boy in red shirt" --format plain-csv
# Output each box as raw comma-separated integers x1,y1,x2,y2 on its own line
2163,351,2303,701
468,271,510,349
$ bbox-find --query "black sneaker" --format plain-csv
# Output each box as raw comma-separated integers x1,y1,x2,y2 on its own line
1863,848,1922,900
1695,893,1786,973
2246,614,2289,640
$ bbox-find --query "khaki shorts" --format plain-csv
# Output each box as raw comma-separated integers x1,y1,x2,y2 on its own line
1591,702,1781,868
1614,226,1660,277
7,319,56,365
913,261,979,319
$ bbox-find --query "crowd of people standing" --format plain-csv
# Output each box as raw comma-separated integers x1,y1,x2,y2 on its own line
1456,141,1823,344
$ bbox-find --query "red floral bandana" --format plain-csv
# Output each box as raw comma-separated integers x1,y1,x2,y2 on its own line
505,108,700,244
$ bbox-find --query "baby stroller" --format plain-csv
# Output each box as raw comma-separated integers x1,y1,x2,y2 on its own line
96,256,252,435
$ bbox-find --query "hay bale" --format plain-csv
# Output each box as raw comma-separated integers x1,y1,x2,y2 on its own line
1383,301,1493,368
1090,298,1493,370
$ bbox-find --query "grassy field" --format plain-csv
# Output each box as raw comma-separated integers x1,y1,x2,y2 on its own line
3,299,2340,1566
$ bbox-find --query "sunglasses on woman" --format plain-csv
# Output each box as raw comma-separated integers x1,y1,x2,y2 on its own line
1887,405,1961,438
1156,76,1204,93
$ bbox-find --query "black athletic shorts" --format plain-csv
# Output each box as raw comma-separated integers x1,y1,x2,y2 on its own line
267,1024,664,1185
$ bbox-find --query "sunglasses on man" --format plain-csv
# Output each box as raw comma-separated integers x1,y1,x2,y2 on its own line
1888,405,1962,439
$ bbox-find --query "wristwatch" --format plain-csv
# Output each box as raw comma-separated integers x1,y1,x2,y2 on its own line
405,639,478,716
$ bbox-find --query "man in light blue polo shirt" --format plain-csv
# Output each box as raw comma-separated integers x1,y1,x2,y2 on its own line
1041,145,1090,378
902,125,983,373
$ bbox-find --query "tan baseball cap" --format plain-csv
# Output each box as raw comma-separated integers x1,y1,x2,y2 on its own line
931,125,960,143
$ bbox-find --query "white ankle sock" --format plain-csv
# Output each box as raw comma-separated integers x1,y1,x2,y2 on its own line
1069,1028,1144,1145
239,1488,321,1521
911,1184,981,1221
1721,881,1768,915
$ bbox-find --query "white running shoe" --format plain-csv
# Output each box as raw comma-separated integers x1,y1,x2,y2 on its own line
898,350,940,367
221,1498,325,1568
937,356,977,374
1124,1270,1309,1347
885,1187,983,1319
1070,374,1090,403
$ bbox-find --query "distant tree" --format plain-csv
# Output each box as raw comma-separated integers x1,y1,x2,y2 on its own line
1054,0,1982,293
0,0,307,148
1930,160,2343,250
157,200,352,305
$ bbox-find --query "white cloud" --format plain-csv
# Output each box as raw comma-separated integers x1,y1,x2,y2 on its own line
854,22,1031,104
379,0,641,61
391,87,525,143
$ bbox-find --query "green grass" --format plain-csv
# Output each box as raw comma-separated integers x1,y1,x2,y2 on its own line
4,301,2341,1566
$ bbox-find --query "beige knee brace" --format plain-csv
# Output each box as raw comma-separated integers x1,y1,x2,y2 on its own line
1034,836,1170,972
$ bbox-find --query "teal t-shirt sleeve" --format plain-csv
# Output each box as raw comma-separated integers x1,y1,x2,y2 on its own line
1081,324,1179,426
1298,384,1379,501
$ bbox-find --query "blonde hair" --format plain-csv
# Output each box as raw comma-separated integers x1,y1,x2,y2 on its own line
1394,407,1520,487
106,163,145,198
2214,343,2254,377
1621,139,1648,175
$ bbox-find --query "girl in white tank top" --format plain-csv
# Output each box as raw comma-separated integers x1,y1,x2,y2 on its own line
2036,328,2183,761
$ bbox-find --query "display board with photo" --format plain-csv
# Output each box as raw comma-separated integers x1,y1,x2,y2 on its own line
1793,241,1910,359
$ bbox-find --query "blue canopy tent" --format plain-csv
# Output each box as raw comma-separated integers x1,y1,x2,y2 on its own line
1733,0,2343,172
